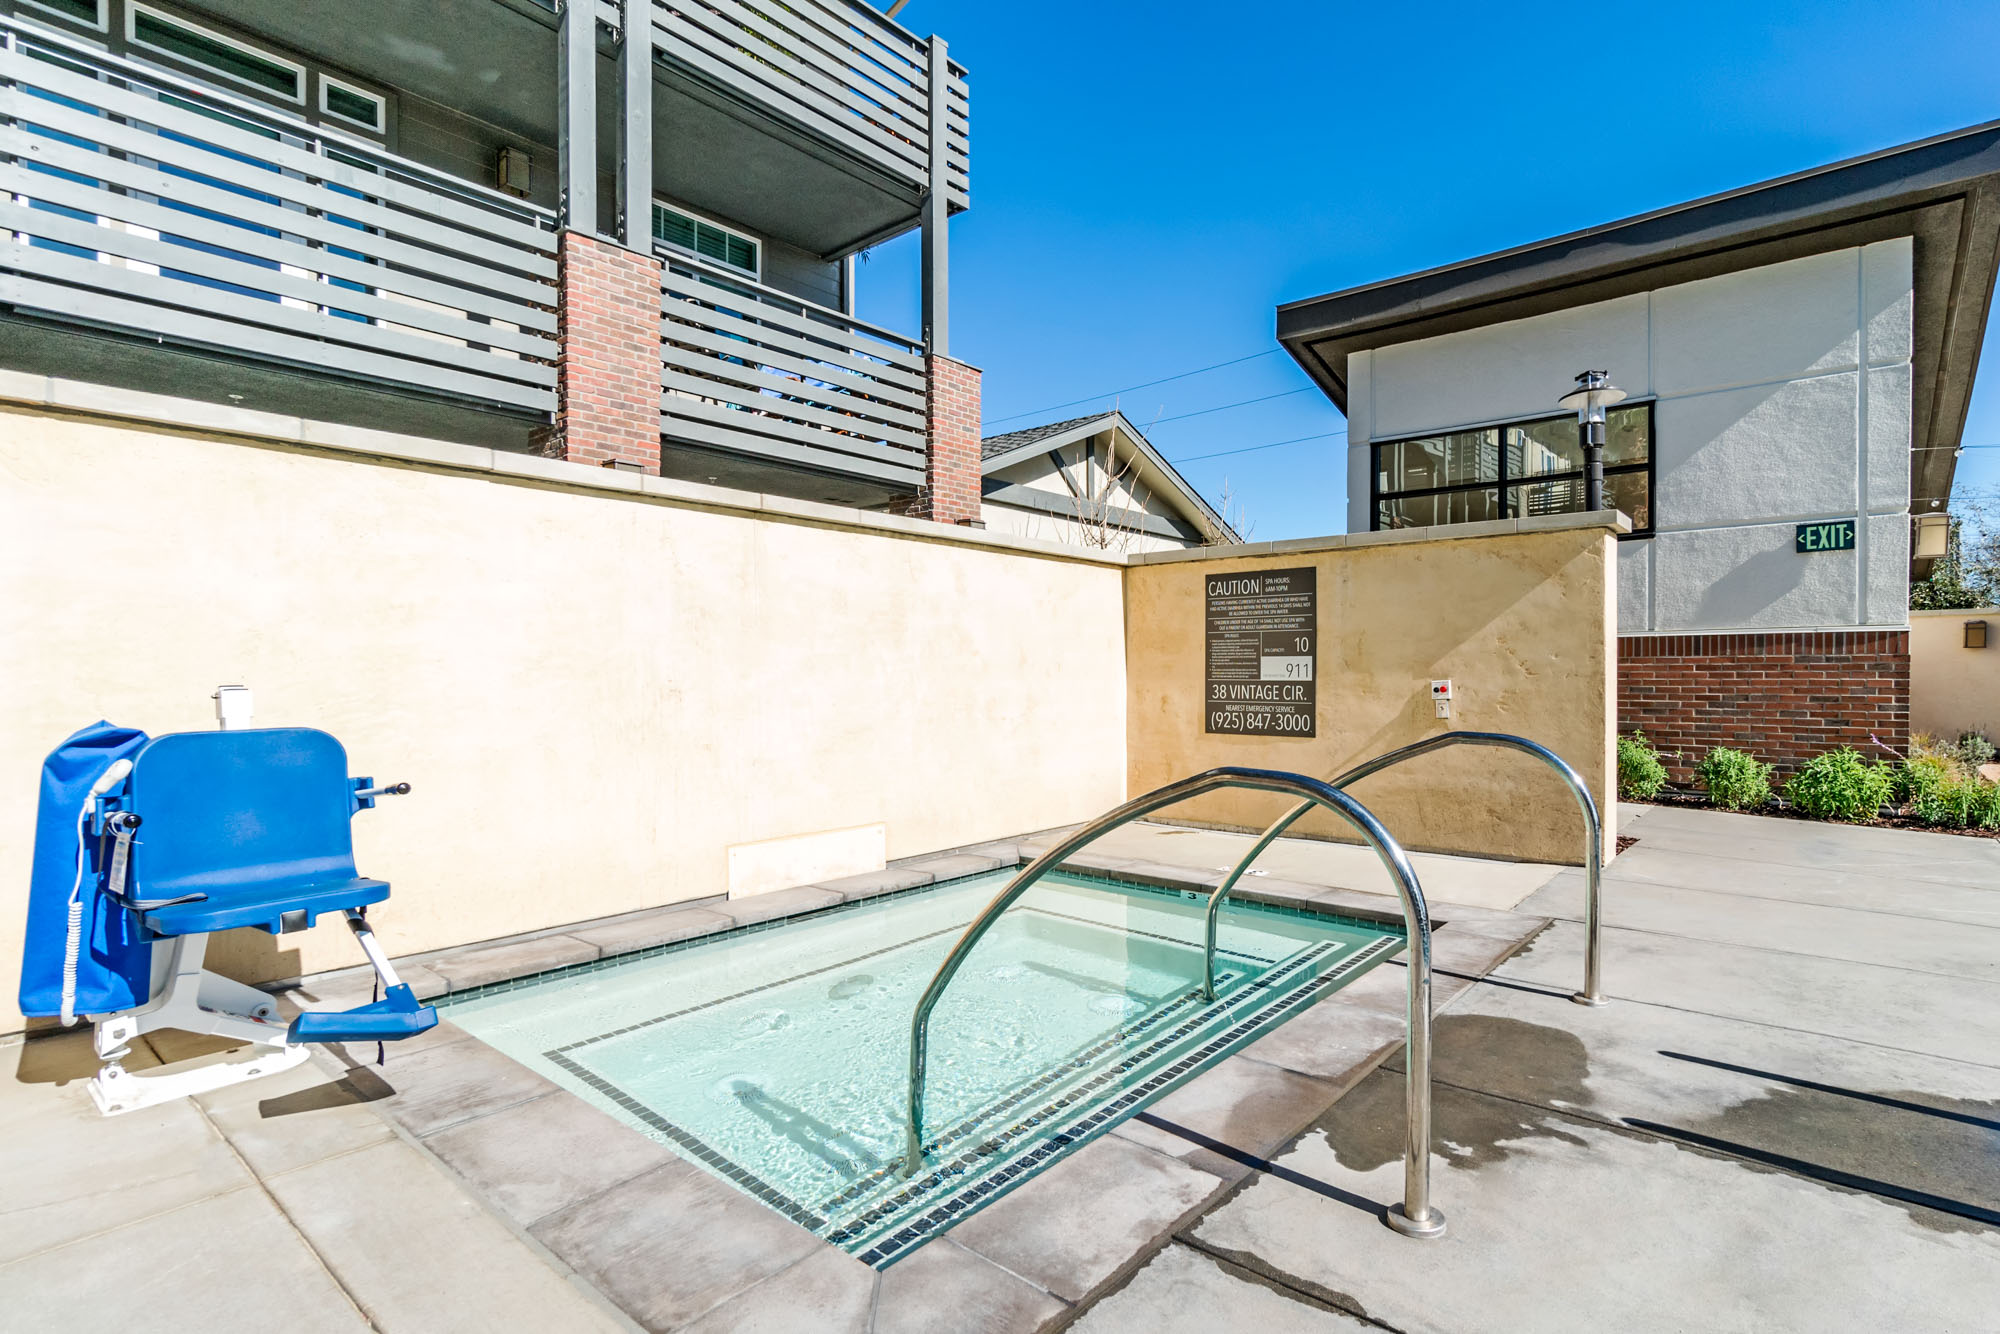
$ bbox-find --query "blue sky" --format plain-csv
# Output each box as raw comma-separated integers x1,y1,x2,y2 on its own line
855,0,2000,541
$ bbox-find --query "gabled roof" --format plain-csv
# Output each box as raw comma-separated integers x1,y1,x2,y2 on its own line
979,410,1239,543
1277,119,2000,508
979,413,1107,462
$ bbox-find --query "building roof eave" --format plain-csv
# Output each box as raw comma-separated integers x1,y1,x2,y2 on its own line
1276,120,2000,508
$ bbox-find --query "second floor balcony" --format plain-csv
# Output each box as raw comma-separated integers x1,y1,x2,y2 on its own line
0,0,967,500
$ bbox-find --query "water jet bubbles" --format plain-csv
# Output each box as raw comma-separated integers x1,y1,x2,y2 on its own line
738,1008,791,1038
1090,992,1147,1018
828,973,877,1000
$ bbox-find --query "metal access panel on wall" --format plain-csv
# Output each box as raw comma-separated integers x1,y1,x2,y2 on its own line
1204,567,1317,737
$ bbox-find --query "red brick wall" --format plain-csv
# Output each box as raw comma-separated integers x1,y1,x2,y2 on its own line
912,354,982,526
534,232,662,471
1619,630,1910,779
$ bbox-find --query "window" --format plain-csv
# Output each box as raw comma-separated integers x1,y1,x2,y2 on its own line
653,203,759,277
22,0,108,32
128,5,304,102
320,78,384,132
1372,402,1653,535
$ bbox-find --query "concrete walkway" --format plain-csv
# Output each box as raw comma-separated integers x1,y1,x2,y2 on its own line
1070,804,2000,1333
0,1026,637,1334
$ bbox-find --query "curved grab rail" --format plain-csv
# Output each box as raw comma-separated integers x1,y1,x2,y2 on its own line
903,765,1447,1239
1201,732,1604,1008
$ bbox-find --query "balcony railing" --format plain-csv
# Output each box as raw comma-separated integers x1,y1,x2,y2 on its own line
0,19,557,413
651,0,969,208
660,251,927,484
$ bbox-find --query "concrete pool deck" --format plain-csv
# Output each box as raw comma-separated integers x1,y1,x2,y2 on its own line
1073,803,2000,1333
3,805,1995,1330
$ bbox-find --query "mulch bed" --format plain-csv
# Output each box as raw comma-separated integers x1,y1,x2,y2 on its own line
1634,789,2000,840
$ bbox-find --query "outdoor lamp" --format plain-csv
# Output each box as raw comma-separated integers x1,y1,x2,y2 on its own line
1914,512,1951,561
1558,370,1627,513
1968,620,1989,650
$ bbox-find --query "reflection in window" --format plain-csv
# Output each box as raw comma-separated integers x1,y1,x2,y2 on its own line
1377,488,1502,531
1376,428,1498,494
1372,403,1652,535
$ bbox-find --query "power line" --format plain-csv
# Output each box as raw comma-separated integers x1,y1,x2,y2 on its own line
1170,429,1348,465
980,349,1283,429
1145,386,1313,426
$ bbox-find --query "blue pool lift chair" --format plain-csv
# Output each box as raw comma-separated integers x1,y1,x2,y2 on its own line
23,698,437,1115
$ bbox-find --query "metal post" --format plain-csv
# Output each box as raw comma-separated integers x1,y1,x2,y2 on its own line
902,766,1445,1239
1583,416,1605,513
558,0,597,235
618,0,652,249
919,34,948,357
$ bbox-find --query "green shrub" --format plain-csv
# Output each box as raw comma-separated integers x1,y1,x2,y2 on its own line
1974,782,2000,831
1892,753,1951,805
1957,732,1997,770
1618,731,1669,800
1784,748,1894,822
1909,773,1984,828
1694,747,1774,811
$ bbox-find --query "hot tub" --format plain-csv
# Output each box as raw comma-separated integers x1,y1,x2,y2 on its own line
442,868,1402,1267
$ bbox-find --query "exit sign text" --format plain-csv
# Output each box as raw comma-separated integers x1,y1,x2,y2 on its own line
1794,520,1856,554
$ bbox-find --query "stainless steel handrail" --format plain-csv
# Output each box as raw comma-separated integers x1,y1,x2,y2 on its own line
901,765,1447,1239
1200,732,1604,1008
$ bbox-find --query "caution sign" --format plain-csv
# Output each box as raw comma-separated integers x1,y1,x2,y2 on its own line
1204,567,1316,737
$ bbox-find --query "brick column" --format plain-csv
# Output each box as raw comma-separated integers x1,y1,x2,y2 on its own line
909,354,982,525
1618,630,1910,780
533,231,662,471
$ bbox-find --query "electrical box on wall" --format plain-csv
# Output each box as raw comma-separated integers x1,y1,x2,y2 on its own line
1430,679,1453,718
496,146,531,199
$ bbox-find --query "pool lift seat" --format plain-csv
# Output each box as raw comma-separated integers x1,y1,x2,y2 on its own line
34,711,436,1115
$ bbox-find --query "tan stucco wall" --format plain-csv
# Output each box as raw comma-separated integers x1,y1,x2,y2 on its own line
0,410,1130,1032
1124,527,1618,866
1910,607,2000,739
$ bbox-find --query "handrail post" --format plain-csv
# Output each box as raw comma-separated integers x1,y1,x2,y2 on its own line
902,766,1445,1239
1200,732,1605,1007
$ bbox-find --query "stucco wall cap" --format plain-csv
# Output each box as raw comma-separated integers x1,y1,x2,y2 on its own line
0,377,1127,567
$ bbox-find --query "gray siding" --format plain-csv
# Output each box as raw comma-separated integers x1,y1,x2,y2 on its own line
397,94,560,213
761,237,840,309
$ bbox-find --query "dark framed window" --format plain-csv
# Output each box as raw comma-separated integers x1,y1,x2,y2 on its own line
653,203,760,278
1371,401,1653,537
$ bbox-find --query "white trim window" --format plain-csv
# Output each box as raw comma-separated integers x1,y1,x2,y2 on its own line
319,76,384,133
20,0,110,34
653,201,760,279
126,3,304,103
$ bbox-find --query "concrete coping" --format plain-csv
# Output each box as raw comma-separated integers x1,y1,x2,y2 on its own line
1910,606,2000,617
1124,509,1633,565
0,370,1127,569
0,369,1628,570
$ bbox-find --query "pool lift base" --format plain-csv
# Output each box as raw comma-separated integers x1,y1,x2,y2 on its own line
1570,991,1609,1008
87,930,312,1117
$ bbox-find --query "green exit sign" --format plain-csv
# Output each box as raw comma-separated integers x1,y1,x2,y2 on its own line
1795,520,1857,553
